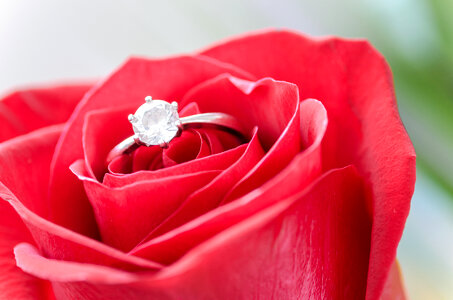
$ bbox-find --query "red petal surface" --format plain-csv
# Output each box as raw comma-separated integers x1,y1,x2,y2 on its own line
139,76,303,240
16,166,371,300
103,144,246,187
181,75,301,203
0,31,414,300
0,125,62,300
162,130,211,167
142,128,264,241
0,125,161,273
82,106,134,181
48,56,255,238
0,200,51,300
380,260,407,300
130,98,327,263
71,159,221,252
146,166,370,299
202,30,416,299
0,84,91,143
14,243,138,284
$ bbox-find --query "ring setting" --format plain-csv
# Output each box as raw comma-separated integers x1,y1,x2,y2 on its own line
128,96,182,148
106,96,245,165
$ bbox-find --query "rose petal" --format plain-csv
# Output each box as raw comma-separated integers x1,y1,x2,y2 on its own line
202,30,416,299
162,130,211,167
181,75,301,203
0,125,161,272
132,146,163,172
0,84,91,143
180,103,244,152
71,159,222,252
0,126,60,297
83,106,134,181
0,200,50,299
108,154,134,175
48,56,255,237
103,144,247,188
14,243,138,284
199,128,227,154
139,127,265,241
17,166,371,300
0,124,65,219
8,195,162,271
380,260,407,300
130,98,327,263
181,75,298,150
179,101,202,117
147,166,370,299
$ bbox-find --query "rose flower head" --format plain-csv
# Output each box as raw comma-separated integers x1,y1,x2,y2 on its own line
0,29,415,300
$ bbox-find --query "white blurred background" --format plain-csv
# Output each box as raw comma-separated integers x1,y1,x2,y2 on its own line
1,1,453,299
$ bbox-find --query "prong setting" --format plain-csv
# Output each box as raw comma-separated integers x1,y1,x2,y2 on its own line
130,98,181,147
128,114,138,123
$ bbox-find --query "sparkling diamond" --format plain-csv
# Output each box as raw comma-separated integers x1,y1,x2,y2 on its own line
130,99,180,146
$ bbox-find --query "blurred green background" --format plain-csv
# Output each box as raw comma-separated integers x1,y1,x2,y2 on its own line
1,0,452,299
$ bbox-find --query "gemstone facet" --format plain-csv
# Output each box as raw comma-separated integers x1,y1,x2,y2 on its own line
130,99,180,146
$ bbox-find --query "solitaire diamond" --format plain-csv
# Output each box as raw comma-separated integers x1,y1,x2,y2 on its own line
129,97,181,146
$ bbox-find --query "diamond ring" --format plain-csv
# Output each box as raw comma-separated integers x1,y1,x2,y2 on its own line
106,96,245,165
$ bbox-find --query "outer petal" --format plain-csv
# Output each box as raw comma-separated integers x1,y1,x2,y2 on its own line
0,125,70,299
131,98,327,264
71,159,221,252
147,166,370,300
0,84,91,142
140,76,303,240
14,243,139,284
202,30,416,299
0,199,50,299
0,125,162,272
16,167,370,300
181,75,301,203
380,260,407,300
47,56,255,238
142,128,265,241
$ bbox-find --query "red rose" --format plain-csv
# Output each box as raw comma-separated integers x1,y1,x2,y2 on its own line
0,30,415,299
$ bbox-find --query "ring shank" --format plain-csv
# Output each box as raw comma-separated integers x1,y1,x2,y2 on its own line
106,112,244,165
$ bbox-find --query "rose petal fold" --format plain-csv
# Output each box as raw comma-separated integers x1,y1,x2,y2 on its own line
0,198,50,299
140,127,265,241
130,98,327,263
0,84,91,143
14,243,138,284
48,55,255,238
83,106,134,181
202,30,416,299
181,75,301,203
0,125,161,272
71,159,222,251
103,144,246,187
380,260,407,300
17,166,372,300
